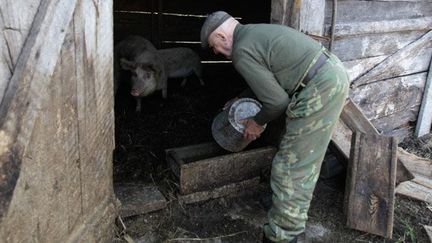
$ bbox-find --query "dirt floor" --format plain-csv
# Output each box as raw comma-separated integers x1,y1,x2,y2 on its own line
113,65,432,243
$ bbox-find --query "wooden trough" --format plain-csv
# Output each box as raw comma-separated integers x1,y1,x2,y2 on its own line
165,142,277,196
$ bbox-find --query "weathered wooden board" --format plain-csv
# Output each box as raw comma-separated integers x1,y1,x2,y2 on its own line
178,177,260,205
415,55,432,137
371,109,419,137
0,0,40,100
396,181,432,203
325,17,432,38
166,143,276,195
331,99,414,184
397,148,432,179
345,132,397,238
343,56,389,82
324,1,432,23
353,30,432,87
424,225,432,243
115,184,167,217
333,31,429,62
343,50,427,84
351,72,426,120
0,0,78,227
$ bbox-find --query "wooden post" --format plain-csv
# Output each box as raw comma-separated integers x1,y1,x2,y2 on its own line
271,0,325,36
415,56,432,137
345,132,397,238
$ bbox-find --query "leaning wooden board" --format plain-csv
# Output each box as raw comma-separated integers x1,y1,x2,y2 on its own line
345,132,398,238
331,98,414,184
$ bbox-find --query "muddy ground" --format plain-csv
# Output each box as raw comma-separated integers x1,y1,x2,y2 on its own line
113,65,432,243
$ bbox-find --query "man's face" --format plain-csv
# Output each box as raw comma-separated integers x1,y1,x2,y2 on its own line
208,32,232,59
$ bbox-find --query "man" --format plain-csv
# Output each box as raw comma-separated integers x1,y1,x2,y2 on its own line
201,11,349,243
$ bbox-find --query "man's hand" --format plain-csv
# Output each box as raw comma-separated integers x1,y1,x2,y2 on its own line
240,118,264,141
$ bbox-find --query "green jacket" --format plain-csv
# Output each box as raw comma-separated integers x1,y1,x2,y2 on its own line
232,24,323,125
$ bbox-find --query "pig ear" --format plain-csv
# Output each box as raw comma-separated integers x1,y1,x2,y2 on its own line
120,58,137,71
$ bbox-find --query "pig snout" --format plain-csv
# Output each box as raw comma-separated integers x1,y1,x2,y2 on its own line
131,89,141,97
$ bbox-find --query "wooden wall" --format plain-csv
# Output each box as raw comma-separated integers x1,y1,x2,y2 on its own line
0,0,116,242
272,0,432,140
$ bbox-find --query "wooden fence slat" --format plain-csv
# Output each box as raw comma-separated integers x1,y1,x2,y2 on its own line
352,30,432,87
345,132,397,238
415,56,432,137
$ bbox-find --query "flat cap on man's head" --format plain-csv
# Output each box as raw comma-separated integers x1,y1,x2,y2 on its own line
200,11,232,48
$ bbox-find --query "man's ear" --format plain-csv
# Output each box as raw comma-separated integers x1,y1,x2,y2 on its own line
120,58,137,71
216,32,226,42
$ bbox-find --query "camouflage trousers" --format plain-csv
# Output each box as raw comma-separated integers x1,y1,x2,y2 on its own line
263,51,349,242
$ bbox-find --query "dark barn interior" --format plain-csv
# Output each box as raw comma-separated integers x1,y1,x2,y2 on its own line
113,1,272,185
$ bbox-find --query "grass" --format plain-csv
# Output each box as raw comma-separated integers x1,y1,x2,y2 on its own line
396,219,416,243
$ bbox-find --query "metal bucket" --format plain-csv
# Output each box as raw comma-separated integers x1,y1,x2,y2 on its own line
211,98,265,152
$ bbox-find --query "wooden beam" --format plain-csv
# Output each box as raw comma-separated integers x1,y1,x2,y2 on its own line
271,0,325,36
415,56,432,137
324,17,432,37
345,132,397,238
324,1,432,23
352,30,432,88
333,31,430,62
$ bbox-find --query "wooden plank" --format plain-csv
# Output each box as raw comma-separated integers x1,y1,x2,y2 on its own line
178,177,260,204
424,225,432,243
0,0,77,221
324,1,432,23
332,30,428,62
271,0,291,25
325,17,432,37
396,181,432,203
0,0,40,100
415,55,432,137
351,72,426,120
59,23,83,232
166,143,276,195
271,0,325,36
343,51,431,83
331,99,414,184
371,109,419,137
353,30,432,87
345,132,397,238
397,148,432,178
114,184,167,217
74,0,115,217
343,56,388,82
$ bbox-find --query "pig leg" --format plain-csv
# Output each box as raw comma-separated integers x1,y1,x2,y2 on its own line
161,77,167,98
135,97,142,113
193,66,204,86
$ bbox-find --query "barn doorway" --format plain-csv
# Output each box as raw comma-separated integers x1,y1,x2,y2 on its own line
112,1,271,187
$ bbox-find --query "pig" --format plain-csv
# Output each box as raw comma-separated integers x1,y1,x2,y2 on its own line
114,35,167,112
156,47,204,87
